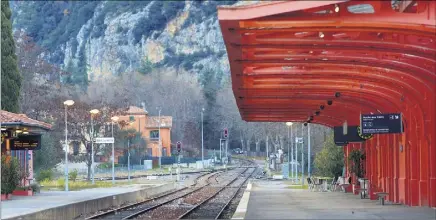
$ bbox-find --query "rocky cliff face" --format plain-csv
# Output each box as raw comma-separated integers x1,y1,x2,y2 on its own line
11,1,260,82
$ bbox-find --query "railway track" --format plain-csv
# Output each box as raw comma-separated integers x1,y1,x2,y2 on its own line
86,159,257,220
179,167,256,219
125,168,249,219
85,171,218,220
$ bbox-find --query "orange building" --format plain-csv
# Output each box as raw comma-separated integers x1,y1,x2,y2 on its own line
117,106,172,157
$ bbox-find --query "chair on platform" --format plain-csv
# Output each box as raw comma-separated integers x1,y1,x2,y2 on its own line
338,176,351,193
312,177,323,192
307,177,314,191
329,177,338,191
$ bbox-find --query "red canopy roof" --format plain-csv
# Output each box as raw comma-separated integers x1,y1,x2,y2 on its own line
218,0,435,127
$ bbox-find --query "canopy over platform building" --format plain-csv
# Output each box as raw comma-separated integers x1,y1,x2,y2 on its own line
218,0,435,207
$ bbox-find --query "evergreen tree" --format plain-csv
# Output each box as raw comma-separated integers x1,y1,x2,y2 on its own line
63,45,89,91
1,1,22,113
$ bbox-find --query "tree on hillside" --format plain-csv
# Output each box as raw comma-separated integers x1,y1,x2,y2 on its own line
63,45,89,91
313,134,344,178
1,1,22,113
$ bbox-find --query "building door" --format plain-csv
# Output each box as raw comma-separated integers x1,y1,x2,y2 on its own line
162,148,167,157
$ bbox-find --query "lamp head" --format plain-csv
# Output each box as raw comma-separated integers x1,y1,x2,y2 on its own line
64,100,74,106
286,122,293,127
111,116,119,122
90,109,100,114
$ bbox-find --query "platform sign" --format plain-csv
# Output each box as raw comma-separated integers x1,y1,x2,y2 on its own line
10,135,41,150
360,113,403,134
334,126,365,146
94,137,114,144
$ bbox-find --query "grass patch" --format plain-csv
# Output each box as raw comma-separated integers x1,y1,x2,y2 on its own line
287,185,309,189
40,178,137,191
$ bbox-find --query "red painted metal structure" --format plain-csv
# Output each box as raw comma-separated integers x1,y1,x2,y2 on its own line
218,1,435,207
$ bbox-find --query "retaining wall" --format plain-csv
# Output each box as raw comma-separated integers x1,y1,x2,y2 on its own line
5,183,176,220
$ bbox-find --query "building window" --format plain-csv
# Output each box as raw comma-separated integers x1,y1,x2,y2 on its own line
150,130,159,140
147,148,153,156
129,116,135,122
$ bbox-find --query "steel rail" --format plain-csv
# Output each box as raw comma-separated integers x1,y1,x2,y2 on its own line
121,171,225,219
85,171,213,219
178,168,254,219
215,168,257,219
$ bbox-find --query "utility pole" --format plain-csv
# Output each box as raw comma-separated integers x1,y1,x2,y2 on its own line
301,124,305,186
266,135,269,169
111,116,119,185
128,138,131,181
286,122,293,180
308,123,311,178
157,107,161,169
295,134,298,183
64,100,74,191
201,108,204,169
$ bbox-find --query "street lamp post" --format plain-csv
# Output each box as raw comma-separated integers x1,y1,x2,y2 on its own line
157,107,162,169
201,108,204,169
301,123,305,186
128,138,131,181
111,116,119,185
286,122,293,181
308,123,311,178
90,109,99,185
63,100,74,191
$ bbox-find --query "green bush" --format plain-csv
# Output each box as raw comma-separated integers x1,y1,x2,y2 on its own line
15,186,31,191
36,169,53,182
70,169,78,182
56,177,65,186
97,162,122,169
314,135,344,178
1,156,22,194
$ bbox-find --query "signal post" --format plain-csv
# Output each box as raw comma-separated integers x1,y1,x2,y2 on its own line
176,141,182,182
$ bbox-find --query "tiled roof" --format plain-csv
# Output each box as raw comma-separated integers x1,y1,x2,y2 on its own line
126,106,148,115
0,110,52,130
146,116,172,128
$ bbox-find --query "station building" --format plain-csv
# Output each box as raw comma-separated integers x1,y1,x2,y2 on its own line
218,0,435,208
1,110,52,184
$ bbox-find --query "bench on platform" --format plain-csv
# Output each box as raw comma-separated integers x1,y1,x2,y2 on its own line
374,192,389,205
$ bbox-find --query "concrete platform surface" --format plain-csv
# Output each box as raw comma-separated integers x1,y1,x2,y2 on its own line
0,183,163,219
245,180,436,219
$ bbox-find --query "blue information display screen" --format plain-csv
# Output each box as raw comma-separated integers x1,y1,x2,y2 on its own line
360,113,403,134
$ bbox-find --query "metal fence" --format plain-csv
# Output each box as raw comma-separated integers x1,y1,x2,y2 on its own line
70,156,203,177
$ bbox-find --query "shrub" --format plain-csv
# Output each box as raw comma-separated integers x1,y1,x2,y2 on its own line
36,169,53,182
1,156,22,194
70,169,78,182
56,177,65,187
15,186,31,191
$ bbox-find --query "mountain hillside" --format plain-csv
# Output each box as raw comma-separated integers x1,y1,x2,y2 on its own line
11,1,260,83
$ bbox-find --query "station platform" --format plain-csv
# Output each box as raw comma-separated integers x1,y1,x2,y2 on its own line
0,181,176,220
237,180,436,219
